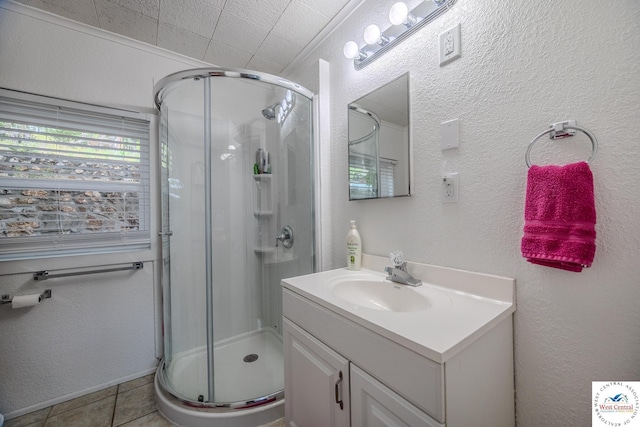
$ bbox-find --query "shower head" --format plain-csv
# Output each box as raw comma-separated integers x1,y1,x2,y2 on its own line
262,103,279,120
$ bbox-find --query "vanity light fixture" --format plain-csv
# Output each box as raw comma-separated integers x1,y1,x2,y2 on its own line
344,0,457,70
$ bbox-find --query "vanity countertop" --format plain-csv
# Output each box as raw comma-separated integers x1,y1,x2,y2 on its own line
281,254,515,363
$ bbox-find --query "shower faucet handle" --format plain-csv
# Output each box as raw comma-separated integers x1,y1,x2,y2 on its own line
276,226,294,249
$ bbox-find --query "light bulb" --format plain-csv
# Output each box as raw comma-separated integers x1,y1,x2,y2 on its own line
363,24,382,45
389,2,408,26
343,41,360,59
389,2,417,27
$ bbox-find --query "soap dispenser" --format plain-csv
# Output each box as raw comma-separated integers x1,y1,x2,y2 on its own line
346,220,362,270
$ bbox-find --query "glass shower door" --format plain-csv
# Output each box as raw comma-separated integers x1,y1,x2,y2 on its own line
160,79,210,402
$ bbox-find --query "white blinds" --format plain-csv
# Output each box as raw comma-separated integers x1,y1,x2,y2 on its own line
0,89,151,260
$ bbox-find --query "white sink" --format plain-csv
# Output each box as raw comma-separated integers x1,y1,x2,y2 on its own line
330,278,431,312
282,259,515,363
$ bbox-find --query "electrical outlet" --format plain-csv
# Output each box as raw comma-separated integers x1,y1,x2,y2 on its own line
442,173,459,202
439,23,461,66
444,33,454,55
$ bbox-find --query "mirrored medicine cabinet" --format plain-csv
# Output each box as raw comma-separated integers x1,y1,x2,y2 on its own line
348,73,410,200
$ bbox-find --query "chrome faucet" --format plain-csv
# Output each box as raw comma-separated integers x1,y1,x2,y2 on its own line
385,251,422,287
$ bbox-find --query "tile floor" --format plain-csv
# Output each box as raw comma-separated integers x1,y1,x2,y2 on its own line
4,374,285,427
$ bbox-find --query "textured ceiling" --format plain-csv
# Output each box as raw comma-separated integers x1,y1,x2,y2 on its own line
12,0,357,75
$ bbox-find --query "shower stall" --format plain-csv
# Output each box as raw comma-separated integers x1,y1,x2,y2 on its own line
153,69,315,426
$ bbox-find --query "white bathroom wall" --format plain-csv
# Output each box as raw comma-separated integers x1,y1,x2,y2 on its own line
0,2,210,417
289,0,640,426
0,267,156,416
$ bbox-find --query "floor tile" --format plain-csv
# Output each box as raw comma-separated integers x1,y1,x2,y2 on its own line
43,396,115,427
117,411,175,427
6,375,283,427
4,407,50,427
48,386,117,417
112,382,156,426
117,374,155,394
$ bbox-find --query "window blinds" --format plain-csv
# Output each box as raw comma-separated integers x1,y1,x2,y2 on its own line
348,153,396,199
379,159,396,198
0,90,151,260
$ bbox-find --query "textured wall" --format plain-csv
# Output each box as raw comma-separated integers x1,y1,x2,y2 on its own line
0,266,156,416
289,0,640,425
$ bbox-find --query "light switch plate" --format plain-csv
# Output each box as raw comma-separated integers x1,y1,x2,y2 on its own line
441,118,459,151
439,23,461,66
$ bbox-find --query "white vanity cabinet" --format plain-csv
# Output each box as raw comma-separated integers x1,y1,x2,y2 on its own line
283,318,350,427
283,288,445,427
284,315,439,427
282,257,516,427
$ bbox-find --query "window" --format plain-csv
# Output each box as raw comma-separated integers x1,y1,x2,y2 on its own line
0,89,151,261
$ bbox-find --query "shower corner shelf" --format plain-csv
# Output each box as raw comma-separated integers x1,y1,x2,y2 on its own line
253,174,272,180
254,247,276,255
254,173,273,215
253,248,298,265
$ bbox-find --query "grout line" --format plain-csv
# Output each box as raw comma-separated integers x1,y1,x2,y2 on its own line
116,410,160,427
112,380,156,426
43,405,52,423
110,390,119,427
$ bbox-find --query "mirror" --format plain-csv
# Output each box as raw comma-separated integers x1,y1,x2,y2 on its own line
348,73,410,200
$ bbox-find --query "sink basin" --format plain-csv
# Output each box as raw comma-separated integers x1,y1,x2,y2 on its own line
331,279,431,312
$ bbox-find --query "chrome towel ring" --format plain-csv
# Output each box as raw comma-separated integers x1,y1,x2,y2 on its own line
525,120,598,167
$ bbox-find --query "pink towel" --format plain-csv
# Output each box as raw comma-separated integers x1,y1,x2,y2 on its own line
521,161,596,272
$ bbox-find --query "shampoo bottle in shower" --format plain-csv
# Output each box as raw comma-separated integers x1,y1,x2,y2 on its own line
346,220,362,271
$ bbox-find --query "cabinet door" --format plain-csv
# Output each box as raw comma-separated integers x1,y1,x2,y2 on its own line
284,318,350,427
351,365,444,427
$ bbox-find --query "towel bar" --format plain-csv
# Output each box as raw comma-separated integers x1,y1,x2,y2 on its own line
33,262,143,281
525,120,598,167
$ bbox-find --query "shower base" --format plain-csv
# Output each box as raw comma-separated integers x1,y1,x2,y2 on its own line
155,327,284,427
